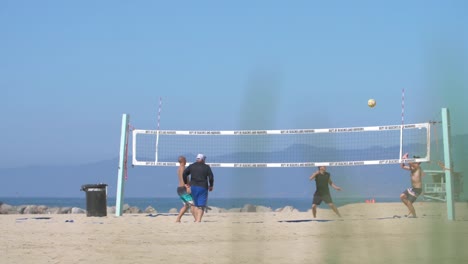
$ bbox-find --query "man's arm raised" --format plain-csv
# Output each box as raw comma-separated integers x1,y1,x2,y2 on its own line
401,153,411,170
309,170,319,181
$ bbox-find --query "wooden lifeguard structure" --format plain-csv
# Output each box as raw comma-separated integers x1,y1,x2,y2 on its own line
423,169,462,202
423,170,446,202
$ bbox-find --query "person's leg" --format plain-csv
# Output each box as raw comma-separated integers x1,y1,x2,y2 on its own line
192,206,202,222
196,207,205,222
191,186,208,222
190,205,196,220
175,204,188,222
400,193,417,217
327,203,342,218
312,204,317,218
311,194,321,218
407,201,416,217
322,195,341,218
190,186,201,222
176,187,195,222
196,192,208,222
184,197,195,221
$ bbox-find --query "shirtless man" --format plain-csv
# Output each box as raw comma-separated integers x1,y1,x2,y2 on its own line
400,153,424,218
175,156,194,222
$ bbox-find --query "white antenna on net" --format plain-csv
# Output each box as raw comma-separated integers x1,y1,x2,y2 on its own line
399,88,405,161
155,97,162,163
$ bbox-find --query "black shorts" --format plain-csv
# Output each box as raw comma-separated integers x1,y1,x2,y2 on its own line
313,192,333,205
403,187,422,203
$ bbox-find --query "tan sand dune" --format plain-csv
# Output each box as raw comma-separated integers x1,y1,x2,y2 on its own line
1,202,467,264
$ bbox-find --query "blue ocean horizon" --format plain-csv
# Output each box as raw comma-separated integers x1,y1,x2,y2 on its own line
0,196,402,212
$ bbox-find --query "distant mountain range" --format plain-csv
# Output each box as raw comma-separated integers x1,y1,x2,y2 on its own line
0,134,466,200
156,142,431,164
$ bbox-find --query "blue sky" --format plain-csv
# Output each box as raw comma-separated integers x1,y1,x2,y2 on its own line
1,1,467,168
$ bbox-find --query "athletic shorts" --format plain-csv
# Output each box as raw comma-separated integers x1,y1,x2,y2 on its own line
403,187,422,203
177,187,193,206
312,192,333,205
190,186,208,207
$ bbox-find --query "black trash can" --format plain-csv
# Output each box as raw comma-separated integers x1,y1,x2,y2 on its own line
80,184,108,217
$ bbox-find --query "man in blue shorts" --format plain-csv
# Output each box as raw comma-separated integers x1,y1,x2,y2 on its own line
309,166,342,218
175,156,194,222
183,154,214,222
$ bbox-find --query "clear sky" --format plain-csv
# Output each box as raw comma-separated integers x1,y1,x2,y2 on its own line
1,1,467,168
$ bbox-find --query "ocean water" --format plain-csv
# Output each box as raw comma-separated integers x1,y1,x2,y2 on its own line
0,197,400,212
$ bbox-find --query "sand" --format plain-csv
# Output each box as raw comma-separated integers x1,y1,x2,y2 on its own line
1,202,468,264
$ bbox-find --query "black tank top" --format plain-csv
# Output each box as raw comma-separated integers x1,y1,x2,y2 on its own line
315,172,330,195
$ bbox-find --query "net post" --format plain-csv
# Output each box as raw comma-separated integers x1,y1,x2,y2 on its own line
116,114,130,217
441,108,455,220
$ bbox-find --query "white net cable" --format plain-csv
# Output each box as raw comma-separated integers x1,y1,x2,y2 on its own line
132,123,430,167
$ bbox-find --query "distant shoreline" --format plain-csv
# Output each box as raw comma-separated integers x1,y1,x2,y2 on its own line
0,201,398,215
1,198,446,215
0,196,406,213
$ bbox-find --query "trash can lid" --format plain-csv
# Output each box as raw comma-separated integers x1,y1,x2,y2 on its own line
80,183,108,191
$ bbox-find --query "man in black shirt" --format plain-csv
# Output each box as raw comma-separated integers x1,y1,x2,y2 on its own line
309,166,342,218
183,154,214,222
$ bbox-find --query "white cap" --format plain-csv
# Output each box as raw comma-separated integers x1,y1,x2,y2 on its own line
196,154,205,161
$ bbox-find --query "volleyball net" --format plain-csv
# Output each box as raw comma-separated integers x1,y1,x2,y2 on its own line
131,122,430,167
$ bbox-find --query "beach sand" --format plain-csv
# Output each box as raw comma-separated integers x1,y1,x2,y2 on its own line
1,202,468,264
